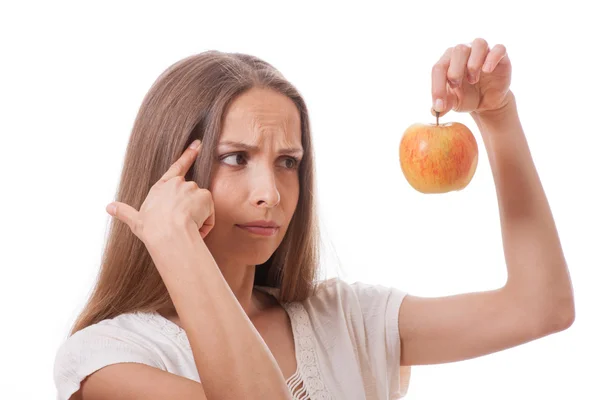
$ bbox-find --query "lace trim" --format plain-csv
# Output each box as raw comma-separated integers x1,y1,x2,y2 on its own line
282,302,333,400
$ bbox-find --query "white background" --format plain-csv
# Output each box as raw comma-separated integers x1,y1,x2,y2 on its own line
1,0,598,398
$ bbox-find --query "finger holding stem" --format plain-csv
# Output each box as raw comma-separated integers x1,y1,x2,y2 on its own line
432,47,452,116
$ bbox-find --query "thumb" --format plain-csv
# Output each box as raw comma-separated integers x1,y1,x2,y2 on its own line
430,94,455,119
106,202,140,233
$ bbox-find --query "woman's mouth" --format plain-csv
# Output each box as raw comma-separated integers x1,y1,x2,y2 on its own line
235,225,279,236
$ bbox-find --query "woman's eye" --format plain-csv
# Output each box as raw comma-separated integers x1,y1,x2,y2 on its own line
220,153,299,169
282,157,300,169
221,153,247,166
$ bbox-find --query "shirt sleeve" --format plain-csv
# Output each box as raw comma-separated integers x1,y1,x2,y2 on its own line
53,323,165,400
348,280,412,399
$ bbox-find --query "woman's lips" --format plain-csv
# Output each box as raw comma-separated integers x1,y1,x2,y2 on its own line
235,225,279,236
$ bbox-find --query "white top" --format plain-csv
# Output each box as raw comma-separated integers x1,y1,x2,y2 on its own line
54,277,412,399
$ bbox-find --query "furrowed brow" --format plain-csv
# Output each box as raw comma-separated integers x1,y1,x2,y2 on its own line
218,140,303,155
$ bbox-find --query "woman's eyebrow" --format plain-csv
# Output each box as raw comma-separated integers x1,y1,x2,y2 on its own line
218,140,304,155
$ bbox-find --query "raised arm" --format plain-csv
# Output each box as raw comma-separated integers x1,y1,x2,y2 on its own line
398,40,575,367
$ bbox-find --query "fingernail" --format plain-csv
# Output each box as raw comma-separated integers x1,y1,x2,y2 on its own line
189,139,201,149
434,98,444,112
106,203,116,216
467,73,475,84
482,63,493,73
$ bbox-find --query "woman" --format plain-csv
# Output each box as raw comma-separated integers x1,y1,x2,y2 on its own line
53,38,575,400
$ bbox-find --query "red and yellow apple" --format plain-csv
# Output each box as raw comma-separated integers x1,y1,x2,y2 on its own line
399,120,478,194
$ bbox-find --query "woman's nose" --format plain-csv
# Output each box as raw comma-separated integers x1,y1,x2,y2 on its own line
251,170,280,208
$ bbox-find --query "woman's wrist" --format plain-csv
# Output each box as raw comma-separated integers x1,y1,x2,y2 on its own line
470,90,516,125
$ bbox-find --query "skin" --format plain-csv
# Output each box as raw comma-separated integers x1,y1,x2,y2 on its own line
202,87,304,318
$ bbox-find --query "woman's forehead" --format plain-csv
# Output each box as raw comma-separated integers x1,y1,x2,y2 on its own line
223,89,300,128
221,90,302,147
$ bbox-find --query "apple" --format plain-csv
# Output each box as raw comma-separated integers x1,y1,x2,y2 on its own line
399,115,478,194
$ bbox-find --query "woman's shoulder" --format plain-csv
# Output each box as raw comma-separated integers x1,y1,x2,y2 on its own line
306,278,411,399
55,312,166,366
60,312,159,344
282,277,408,327
256,276,407,309
310,276,408,305
53,312,170,400
56,311,193,356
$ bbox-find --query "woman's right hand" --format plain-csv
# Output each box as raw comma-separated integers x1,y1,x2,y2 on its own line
105,139,215,249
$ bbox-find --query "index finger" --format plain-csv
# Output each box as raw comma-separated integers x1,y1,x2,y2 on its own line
431,47,453,114
160,139,201,182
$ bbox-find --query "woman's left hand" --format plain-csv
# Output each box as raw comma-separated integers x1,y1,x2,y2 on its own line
431,38,512,118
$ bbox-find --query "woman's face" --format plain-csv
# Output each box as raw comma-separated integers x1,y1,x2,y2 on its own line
203,87,304,267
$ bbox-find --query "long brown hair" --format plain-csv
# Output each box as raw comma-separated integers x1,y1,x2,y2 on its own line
69,51,325,336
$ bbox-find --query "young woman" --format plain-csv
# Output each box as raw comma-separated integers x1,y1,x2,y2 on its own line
53,38,575,400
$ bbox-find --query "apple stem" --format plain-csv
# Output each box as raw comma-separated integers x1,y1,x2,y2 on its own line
436,111,439,126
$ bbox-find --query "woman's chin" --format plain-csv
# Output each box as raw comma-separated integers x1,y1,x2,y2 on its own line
204,229,282,264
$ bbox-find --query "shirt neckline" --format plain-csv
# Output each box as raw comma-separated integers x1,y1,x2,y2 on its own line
254,285,332,399
135,286,332,399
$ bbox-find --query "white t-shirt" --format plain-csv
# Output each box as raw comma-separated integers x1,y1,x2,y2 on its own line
54,277,412,399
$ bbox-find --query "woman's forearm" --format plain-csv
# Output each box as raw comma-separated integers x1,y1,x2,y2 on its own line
147,230,292,400
471,91,575,330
